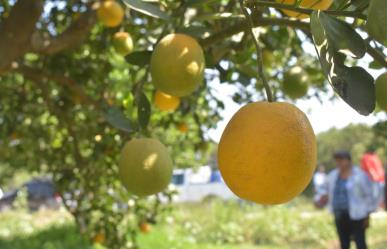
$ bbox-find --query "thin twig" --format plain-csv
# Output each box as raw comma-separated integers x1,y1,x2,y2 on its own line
238,0,273,102
199,17,309,48
249,0,367,20
366,43,387,68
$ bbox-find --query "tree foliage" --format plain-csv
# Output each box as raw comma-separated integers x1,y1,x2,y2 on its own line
0,0,386,248
317,121,387,168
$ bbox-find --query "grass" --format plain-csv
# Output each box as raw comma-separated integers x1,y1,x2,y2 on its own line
0,199,386,249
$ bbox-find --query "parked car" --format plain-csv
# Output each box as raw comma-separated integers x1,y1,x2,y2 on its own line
171,166,237,202
0,189,18,212
0,178,62,212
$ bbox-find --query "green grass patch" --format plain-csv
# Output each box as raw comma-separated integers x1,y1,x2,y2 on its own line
1,199,386,249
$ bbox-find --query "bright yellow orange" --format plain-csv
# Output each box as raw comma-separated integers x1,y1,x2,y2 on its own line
218,102,316,205
154,90,180,112
276,0,333,19
177,122,189,133
151,34,205,97
97,0,124,27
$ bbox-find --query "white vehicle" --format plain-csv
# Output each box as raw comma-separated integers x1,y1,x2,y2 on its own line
171,166,237,202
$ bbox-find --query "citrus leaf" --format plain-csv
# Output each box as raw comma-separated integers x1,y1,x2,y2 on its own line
331,66,375,115
103,107,132,132
351,0,370,9
311,11,375,115
122,0,170,20
125,51,152,66
316,11,365,58
137,92,151,129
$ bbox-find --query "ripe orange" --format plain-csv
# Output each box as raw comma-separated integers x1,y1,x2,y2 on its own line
218,102,316,205
375,72,387,112
276,0,333,19
112,32,133,56
93,233,105,244
97,0,124,27
119,138,173,197
282,66,309,99
154,90,180,112
150,34,205,97
139,222,151,233
177,122,189,133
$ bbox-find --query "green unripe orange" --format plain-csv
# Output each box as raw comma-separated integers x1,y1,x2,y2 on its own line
150,34,205,97
375,72,387,112
282,66,309,99
113,32,133,56
119,138,173,197
367,0,387,46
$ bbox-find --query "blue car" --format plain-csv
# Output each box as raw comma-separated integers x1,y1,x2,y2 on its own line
0,178,62,212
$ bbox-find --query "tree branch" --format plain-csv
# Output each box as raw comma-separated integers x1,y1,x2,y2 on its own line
0,0,43,74
366,43,387,68
31,10,97,55
238,0,273,102
249,0,367,20
199,17,309,48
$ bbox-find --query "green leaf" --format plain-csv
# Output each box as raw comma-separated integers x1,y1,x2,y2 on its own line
351,0,370,9
137,92,151,129
316,11,365,58
331,66,375,115
125,51,152,66
103,107,132,133
311,11,375,115
122,0,170,20
369,60,383,69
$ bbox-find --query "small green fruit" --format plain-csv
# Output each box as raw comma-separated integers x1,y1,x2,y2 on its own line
282,66,309,99
113,32,134,56
375,72,387,112
119,138,173,196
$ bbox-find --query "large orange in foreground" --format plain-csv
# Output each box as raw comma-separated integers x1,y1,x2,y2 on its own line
218,102,316,205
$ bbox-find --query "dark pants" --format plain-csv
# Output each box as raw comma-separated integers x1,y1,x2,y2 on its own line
334,211,368,249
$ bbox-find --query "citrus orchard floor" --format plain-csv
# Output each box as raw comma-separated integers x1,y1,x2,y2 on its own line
0,199,386,249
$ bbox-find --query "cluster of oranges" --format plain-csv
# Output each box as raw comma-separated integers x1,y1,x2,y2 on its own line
95,0,385,208
95,1,204,200
96,0,196,133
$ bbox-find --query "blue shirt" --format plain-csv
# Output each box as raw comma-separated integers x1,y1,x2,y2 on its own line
328,167,375,220
332,177,349,212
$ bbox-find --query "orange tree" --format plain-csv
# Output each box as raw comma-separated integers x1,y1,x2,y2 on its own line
0,0,386,248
